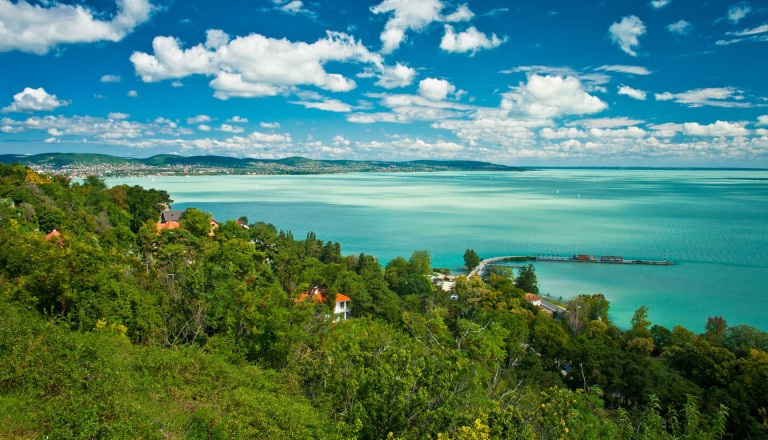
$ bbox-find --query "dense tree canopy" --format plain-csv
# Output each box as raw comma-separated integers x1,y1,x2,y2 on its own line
0,164,766,439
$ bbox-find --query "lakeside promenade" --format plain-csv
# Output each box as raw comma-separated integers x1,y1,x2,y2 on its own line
467,254,673,279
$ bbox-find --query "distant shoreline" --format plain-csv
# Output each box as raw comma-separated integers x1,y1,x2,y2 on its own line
0,152,524,177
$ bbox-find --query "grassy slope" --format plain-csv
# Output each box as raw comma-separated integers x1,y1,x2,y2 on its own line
0,301,339,439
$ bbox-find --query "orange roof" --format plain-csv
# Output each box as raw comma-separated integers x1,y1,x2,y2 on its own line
157,221,180,231
298,287,351,303
524,293,541,301
45,229,61,241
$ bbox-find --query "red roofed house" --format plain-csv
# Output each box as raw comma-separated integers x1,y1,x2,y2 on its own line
45,229,63,249
45,229,61,241
299,286,351,321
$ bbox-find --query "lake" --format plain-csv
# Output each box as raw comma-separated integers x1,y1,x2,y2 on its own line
110,169,768,332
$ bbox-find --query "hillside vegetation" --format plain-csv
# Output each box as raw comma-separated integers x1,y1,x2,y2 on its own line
0,163,766,439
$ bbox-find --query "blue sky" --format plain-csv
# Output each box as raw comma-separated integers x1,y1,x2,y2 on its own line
1,0,767,166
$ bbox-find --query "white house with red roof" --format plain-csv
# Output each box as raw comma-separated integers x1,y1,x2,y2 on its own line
298,287,352,321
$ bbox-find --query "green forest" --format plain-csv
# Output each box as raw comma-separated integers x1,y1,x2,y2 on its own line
0,163,766,439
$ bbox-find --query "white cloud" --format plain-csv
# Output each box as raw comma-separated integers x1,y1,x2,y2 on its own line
171,81,184,88
654,87,752,108
127,90,138,97
728,4,750,23
444,4,474,22
356,137,465,158
2,87,69,113
0,114,192,142
205,29,230,49
502,74,608,119
280,0,308,14
333,135,351,146
100,74,122,83
219,124,244,133
249,131,291,143
716,24,768,45
540,126,648,139
187,115,212,124
132,30,384,100
108,112,130,120
260,122,280,128
618,85,647,100
667,19,691,35
608,15,646,57
0,0,153,54
572,117,644,128
502,65,611,93
418,78,456,101
650,0,671,8
292,98,353,112
730,24,768,37
374,63,416,89
371,0,444,53
757,115,768,126
597,65,652,75
197,124,212,132
683,121,749,137
348,91,470,124
228,116,248,123
440,25,505,55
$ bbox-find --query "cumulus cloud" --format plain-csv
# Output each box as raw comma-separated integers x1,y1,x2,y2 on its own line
418,78,456,101
683,121,749,136
0,0,153,54
131,30,385,99
229,116,248,123
373,63,417,89
608,15,646,56
278,0,310,15
597,65,652,75
197,124,212,132
219,124,244,133
757,115,768,126
654,87,752,108
667,19,691,35
100,74,122,83
348,91,471,124
371,0,444,53
502,74,608,119
2,87,69,113
108,112,130,120
0,114,192,143
333,135,351,146
187,115,212,124
260,122,280,128
127,90,138,97
444,4,474,22
440,25,505,55
249,131,291,143
728,4,750,23
370,0,475,53
618,85,647,100
572,117,644,128
650,0,671,8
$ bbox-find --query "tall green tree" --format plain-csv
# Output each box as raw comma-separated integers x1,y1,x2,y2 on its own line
464,249,481,272
514,264,539,294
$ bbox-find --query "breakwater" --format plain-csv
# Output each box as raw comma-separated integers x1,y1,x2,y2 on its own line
469,254,673,278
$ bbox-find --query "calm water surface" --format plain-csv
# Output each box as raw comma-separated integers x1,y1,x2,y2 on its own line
110,170,768,331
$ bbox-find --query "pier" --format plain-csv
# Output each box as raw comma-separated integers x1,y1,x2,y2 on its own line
468,253,673,278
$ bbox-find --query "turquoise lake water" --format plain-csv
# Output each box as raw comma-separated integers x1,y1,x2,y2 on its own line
110,170,768,332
